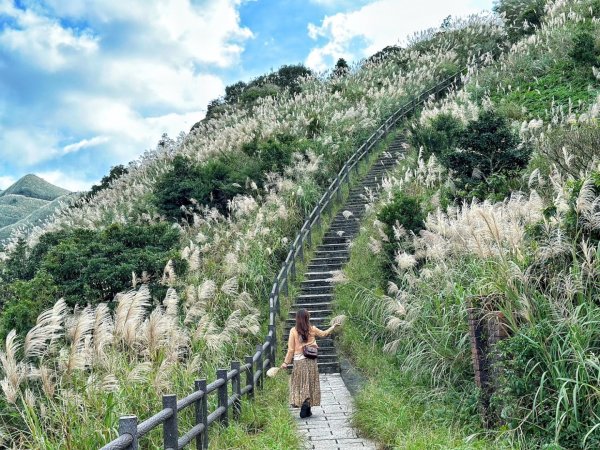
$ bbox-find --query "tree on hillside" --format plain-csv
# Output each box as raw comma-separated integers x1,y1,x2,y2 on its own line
333,58,350,77
85,165,128,200
192,64,313,130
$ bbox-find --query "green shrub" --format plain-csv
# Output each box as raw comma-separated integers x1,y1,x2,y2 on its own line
378,192,426,236
416,111,531,201
377,191,426,280
155,136,301,221
85,165,128,200
569,24,599,66
0,271,58,340
411,113,464,158
154,156,243,219
1,223,182,312
443,110,531,200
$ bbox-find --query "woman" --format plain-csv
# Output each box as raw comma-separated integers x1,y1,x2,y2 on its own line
280,308,339,418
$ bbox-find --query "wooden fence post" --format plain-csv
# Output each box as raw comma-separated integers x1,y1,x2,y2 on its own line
282,275,289,297
269,324,277,370
195,379,208,450
119,416,138,450
162,395,178,450
290,253,296,282
231,362,242,421
256,344,264,390
217,369,228,427
245,355,255,400
298,237,304,263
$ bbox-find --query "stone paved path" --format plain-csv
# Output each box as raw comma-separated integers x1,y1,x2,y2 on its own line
291,374,377,450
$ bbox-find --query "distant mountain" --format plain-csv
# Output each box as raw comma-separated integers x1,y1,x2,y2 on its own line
0,175,72,241
0,174,70,201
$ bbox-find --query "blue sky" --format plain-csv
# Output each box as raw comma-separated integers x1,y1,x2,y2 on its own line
0,0,494,191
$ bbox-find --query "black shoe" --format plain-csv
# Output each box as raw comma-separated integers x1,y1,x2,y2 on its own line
300,400,310,418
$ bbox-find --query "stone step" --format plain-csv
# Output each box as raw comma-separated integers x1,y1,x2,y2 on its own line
301,278,337,288
294,301,332,310
304,270,336,280
316,243,348,251
306,263,345,272
295,293,333,302
286,318,330,328
314,354,339,363
313,251,349,259
288,309,332,318
300,285,334,295
329,222,360,229
322,236,350,244
331,217,360,223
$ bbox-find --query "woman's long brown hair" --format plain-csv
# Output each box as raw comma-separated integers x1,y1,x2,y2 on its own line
295,309,311,342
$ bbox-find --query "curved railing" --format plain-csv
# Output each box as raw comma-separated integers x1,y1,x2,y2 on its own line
100,69,465,450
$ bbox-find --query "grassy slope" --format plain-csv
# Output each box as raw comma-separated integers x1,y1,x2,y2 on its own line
0,195,49,228
333,221,509,450
0,175,73,240
207,375,300,450
0,194,74,241
0,174,70,201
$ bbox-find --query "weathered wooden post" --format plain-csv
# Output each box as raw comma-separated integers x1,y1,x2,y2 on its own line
269,324,277,369
119,416,138,450
255,344,264,390
217,369,228,427
195,379,208,450
162,395,178,450
245,355,255,400
231,362,242,421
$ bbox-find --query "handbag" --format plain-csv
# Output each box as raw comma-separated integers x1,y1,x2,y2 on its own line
302,343,318,359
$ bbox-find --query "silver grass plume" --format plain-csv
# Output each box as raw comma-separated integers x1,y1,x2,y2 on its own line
65,306,95,374
0,330,24,404
24,298,68,359
114,286,151,349
221,277,238,297
92,303,113,364
163,288,179,317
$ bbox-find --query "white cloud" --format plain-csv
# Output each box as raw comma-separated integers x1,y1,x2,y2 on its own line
63,136,110,154
0,5,98,71
0,127,62,166
306,0,485,71
41,0,253,67
0,176,16,190
34,170,92,192
0,0,250,177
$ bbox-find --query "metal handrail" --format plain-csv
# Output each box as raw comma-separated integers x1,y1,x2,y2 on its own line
98,68,465,450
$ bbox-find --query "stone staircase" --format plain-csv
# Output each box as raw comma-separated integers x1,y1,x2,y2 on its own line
286,135,406,373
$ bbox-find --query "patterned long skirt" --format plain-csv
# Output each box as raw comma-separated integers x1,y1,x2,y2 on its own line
289,357,321,407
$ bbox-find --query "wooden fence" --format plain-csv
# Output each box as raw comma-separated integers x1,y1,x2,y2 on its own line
99,69,465,450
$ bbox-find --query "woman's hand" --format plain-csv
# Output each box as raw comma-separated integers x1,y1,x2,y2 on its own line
281,362,288,369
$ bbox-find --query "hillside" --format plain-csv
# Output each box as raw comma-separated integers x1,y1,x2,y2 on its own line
0,195,48,228
0,174,69,201
0,175,71,242
0,0,599,448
